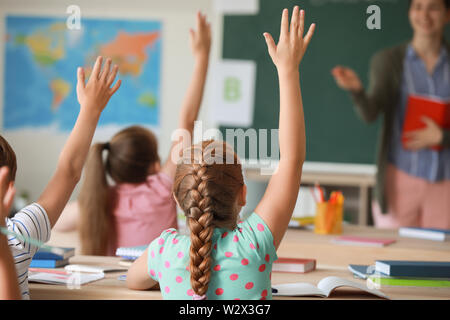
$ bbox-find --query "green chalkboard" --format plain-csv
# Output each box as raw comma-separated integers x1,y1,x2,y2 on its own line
221,0,450,164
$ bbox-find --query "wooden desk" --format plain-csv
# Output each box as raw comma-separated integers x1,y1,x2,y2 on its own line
30,225,450,300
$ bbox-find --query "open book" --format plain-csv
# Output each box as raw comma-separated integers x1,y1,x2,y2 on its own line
272,276,389,299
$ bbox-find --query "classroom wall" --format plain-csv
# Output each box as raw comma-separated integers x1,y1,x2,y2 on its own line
0,0,222,202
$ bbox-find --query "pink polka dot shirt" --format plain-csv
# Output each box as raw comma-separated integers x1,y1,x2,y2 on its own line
146,212,277,300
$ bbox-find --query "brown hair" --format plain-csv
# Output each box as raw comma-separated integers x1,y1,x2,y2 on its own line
408,0,450,8
79,126,160,255
0,135,17,183
173,140,244,298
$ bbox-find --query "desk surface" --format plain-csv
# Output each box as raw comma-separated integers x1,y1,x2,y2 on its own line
30,225,450,300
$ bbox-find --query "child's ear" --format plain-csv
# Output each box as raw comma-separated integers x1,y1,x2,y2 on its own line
238,185,247,206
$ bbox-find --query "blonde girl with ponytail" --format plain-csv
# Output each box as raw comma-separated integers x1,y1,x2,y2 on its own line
127,7,315,299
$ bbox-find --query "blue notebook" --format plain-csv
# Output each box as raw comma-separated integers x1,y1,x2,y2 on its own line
375,261,450,278
29,258,70,268
33,247,75,261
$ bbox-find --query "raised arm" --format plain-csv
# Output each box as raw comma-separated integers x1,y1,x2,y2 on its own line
161,11,211,179
255,7,315,249
37,56,121,227
331,49,394,123
0,167,20,300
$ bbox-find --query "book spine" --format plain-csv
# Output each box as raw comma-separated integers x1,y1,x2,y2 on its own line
29,260,58,268
389,266,450,278
33,253,64,261
369,276,450,288
399,229,444,241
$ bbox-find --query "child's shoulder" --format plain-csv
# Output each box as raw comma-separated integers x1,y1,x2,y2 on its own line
150,228,189,250
238,212,271,233
228,213,276,257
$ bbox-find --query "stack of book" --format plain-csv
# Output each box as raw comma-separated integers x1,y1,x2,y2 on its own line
30,247,75,268
348,260,450,288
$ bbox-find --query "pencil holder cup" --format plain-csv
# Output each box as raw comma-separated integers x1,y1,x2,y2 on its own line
314,202,343,235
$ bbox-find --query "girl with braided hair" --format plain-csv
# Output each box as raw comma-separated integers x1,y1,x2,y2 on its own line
127,6,315,300
54,12,212,256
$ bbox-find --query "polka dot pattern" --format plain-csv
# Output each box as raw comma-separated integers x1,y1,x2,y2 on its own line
146,213,277,300
215,288,224,295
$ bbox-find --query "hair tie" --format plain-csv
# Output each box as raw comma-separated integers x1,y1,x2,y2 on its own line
104,142,110,150
192,294,207,300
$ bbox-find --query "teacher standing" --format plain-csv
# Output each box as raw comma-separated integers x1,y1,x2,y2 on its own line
332,0,450,229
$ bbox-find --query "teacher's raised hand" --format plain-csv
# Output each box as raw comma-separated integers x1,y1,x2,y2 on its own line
331,65,363,93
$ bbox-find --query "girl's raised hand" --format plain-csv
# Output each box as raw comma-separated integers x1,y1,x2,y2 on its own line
263,6,315,73
189,11,211,60
76,56,122,115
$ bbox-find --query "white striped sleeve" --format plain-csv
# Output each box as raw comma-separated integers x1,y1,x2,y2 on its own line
6,203,51,299
8,203,51,257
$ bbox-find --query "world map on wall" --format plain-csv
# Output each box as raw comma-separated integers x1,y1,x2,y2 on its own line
4,16,161,132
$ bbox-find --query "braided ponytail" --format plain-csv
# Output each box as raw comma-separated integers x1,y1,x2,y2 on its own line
173,141,244,299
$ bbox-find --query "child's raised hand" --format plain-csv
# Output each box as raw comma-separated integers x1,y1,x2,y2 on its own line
76,56,121,115
189,11,211,60
263,7,315,73
0,167,15,225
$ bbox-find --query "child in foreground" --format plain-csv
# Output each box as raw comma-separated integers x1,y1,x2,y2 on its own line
0,56,121,299
0,167,20,300
54,12,212,256
127,6,315,300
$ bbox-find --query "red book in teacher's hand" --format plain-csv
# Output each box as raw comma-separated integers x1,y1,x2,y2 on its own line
402,95,450,151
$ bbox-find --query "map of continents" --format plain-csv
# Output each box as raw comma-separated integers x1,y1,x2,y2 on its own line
4,16,161,132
